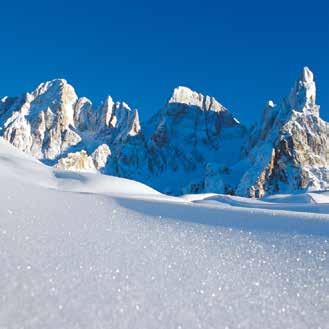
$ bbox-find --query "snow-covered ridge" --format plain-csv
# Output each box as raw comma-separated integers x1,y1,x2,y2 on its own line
0,66,328,197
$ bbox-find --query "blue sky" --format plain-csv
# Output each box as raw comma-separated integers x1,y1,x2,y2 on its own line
0,0,328,124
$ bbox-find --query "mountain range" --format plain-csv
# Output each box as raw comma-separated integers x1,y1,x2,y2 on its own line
0,66,327,197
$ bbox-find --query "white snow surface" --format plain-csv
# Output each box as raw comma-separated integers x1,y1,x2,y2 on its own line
1,138,329,329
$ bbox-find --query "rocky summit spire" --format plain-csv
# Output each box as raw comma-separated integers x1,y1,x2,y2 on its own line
288,66,319,116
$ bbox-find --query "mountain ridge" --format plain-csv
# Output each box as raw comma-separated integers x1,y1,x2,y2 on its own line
0,67,327,197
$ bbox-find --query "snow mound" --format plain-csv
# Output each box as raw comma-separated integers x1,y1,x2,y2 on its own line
53,170,164,198
263,192,329,204
185,192,329,214
0,138,161,198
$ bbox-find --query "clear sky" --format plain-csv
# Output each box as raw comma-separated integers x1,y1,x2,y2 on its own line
0,0,328,124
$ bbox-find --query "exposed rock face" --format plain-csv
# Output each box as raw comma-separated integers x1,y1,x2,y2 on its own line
55,150,97,172
104,101,141,143
55,144,111,173
107,86,245,194
0,79,81,160
92,97,141,142
1,67,328,197
74,97,94,131
235,66,329,197
91,144,111,170
0,79,141,168
289,67,318,115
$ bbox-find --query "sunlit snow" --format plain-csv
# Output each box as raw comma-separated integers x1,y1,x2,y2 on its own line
0,138,329,329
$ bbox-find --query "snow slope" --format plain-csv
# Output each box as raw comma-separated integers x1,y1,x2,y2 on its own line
1,138,329,329
184,192,329,214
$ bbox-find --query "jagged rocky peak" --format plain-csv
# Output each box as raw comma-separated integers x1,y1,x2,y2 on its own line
169,86,228,113
0,76,142,163
0,78,81,159
74,97,93,130
30,78,78,127
159,85,241,130
235,66,329,198
97,97,141,143
139,85,247,195
98,97,135,128
74,94,141,138
288,66,319,116
99,96,115,127
32,78,74,99
126,108,141,137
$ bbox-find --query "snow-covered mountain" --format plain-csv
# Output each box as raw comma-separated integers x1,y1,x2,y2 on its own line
108,86,246,194
0,67,327,197
235,67,329,197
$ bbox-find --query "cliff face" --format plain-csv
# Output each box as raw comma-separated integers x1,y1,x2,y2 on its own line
144,87,244,192
235,67,329,197
1,67,328,197
0,79,81,160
